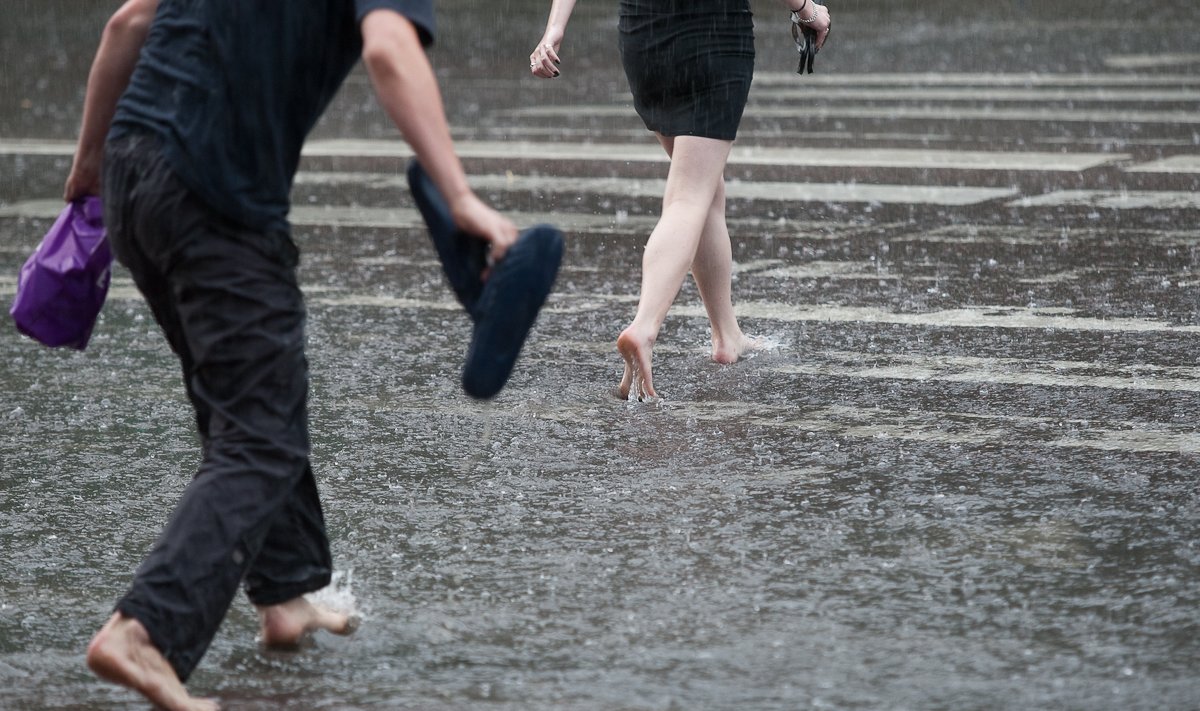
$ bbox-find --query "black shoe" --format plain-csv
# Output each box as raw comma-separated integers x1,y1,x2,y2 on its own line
406,159,563,399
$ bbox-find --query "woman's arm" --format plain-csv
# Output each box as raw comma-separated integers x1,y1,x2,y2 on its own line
64,0,158,201
529,0,578,78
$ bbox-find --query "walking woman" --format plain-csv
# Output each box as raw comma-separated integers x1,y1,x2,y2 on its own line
530,0,831,400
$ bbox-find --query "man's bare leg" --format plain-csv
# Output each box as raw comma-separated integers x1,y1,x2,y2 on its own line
87,613,220,711
256,596,356,648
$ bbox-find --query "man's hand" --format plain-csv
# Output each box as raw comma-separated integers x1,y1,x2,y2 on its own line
64,153,102,202
449,192,519,263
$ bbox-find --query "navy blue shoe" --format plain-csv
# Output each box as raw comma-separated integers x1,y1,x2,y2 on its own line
406,160,563,399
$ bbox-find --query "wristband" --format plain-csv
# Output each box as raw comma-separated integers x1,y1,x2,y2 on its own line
792,5,819,24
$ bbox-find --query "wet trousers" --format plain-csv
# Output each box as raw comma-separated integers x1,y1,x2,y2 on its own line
102,131,332,681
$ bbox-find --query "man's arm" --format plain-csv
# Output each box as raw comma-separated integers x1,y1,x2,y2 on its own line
64,0,158,201
360,10,517,258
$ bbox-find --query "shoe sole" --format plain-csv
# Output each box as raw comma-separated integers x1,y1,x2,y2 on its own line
406,159,563,399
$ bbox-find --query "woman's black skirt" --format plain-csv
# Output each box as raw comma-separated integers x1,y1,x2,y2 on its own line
617,4,755,141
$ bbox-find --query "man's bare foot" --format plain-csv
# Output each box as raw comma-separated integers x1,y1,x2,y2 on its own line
87,613,219,711
617,327,657,401
257,597,357,648
712,333,767,365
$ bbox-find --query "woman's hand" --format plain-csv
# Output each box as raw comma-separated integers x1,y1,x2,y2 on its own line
791,0,832,51
529,34,562,78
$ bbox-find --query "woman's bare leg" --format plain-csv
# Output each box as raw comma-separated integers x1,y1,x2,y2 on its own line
689,178,759,363
618,133,732,400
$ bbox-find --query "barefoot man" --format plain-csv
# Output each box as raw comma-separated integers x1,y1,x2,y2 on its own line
65,1,518,708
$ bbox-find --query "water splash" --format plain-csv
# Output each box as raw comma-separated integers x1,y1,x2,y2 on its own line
306,569,359,618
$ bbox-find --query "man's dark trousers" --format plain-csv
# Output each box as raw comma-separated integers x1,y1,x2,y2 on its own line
101,131,333,681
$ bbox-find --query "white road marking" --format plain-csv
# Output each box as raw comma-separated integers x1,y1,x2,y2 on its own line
750,72,1200,87
0,138,1123,172
770,351,1200,392
294,171,1019,207
1009,190,1200,209
507,104,1200,125
530,398,1200,454
1124,155,1200,174
305,140,1128,172
1104,53,1200,70
659,301,1200,334
752,87,1200,103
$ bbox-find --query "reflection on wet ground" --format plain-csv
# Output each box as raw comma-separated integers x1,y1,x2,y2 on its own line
2,1,1198,709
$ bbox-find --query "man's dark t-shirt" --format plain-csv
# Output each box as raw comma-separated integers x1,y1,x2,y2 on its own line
111,0,435,234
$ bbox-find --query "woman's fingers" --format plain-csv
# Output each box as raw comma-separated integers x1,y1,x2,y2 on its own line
529,42,561,78
816,8,831,50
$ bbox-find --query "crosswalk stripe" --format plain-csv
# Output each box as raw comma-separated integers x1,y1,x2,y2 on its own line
0,139,73,155
768,352,1200,393
1104,53,1200,69
749,71,1200,86
1009,190,1200,210
3,273,1184,337
213,291,1200,336
0,138,1163,173
756,404,1200,454
3,178,1193,236
532,340,1200,393
751,87,1200,103
507,175,1017,206
303,139,1130,172
506,104,1200,125
1124,156,1200,174
0,200,657,233
473,121,1196,144
660,301,1200,334
294,171,1021,207
904,224,1200,247
729,146,1127,171
474,125,1200,149
524,398,1200,454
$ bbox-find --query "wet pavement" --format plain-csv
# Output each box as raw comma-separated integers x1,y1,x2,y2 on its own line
1,1,1199,709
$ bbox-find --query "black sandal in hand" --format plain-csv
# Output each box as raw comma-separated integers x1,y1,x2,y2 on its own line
790,2,823,75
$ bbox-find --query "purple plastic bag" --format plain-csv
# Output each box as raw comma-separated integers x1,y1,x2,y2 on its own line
9,196,112,350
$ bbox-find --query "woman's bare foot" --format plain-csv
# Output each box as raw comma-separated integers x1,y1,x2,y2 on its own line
87,613,219,711
711,333,766,365
257,597,357,648
617,327,657,401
